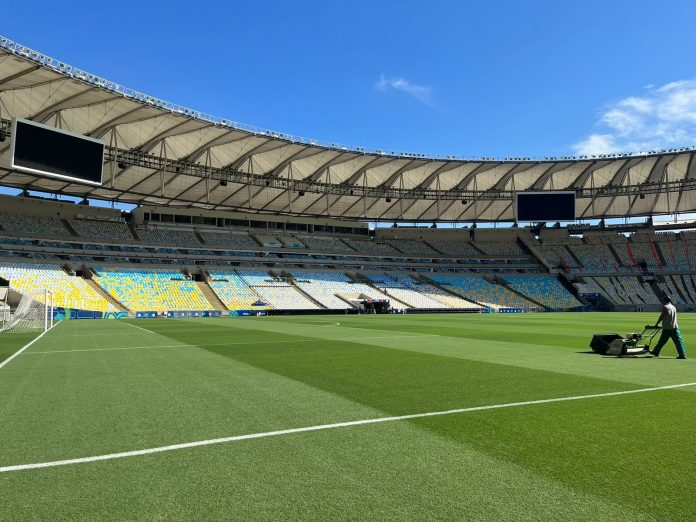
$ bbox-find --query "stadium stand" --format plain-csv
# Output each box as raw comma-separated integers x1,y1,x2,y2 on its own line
199,230,259,249
135,227,201,245
71,219,134,241
8,191,696,314
407,282,481,310
654,233,690,270
94,267,211,311
0,213,71,237
502,275,582,309
297,235,356,253
431,275,538,310
0,262,117,311
586,276,660,306
473,241,527,257
537,243,581,272
238,271,320,309
387,240,440,256
291,272,359,309
343,239,399,256
567,243,620,272
427,241,483,256
207,271,270,310
365,273,450,308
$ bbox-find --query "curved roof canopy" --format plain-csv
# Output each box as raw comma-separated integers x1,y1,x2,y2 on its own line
1,35,696,222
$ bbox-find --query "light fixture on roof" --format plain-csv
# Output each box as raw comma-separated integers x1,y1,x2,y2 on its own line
220,180,227,187
385,197,392,203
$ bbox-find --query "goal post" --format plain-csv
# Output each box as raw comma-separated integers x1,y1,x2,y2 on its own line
0,289,54,334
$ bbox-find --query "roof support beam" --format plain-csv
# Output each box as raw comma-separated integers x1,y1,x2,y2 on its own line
0,64,40,87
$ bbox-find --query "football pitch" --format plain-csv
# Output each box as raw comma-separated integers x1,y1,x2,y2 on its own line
1,312,694,520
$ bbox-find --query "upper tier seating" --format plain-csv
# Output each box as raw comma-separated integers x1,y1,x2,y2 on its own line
626,240,662,269
0,262,116,311
473,241,526,257
238,271,319,309
566,244,620,272
431,275,537,310
387,240,439,256
537,244,580,271
428,241,483,256
207,270,270,310
136,227,201,245
0,213,71,237
253,234,283,248
279,235,306,249
71,219,134,241
94,267,211,311
199,231,259,249
503,276,582,309
655,238,691,270
297,235,356,254
342,239,399,256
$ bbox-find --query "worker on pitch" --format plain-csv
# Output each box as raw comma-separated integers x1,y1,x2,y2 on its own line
649,296,687,359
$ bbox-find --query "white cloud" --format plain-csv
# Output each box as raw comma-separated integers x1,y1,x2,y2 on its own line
375,74,434,107
573,79,696,155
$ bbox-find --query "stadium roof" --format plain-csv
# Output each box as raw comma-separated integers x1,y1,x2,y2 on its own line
1,35,696,222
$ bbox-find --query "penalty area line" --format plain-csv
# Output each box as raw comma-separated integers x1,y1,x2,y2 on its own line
2,380,696,473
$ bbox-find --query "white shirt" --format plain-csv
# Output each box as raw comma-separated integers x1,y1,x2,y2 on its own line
662,303,678,330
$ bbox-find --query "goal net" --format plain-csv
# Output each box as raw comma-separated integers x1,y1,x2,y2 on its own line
0,289,54,334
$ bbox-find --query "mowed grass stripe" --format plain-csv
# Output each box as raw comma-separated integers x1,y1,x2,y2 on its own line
4,381,695,473
1,313,694,520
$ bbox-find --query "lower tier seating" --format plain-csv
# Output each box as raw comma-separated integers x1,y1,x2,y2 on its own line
431,275,537,310
208,271,270,310
238,271,320,309
0,263,116,311
365,273,455,309
94,267,211,311
503,276,582,309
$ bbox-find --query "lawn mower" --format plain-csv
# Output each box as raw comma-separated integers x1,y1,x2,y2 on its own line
589,325,662,356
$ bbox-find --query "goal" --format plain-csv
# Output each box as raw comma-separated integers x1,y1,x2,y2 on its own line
0,289,54,334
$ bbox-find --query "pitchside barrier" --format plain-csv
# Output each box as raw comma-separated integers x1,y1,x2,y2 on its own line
52,307,128,320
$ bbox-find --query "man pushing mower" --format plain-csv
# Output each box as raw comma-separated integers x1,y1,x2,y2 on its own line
649,296,687,359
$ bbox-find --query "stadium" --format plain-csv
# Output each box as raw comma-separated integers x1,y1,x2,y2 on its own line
1,25,696,520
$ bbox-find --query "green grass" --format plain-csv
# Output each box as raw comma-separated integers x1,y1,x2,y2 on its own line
1,312,694,520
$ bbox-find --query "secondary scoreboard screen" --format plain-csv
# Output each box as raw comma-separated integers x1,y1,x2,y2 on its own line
515,191,576,222
11,118,104,185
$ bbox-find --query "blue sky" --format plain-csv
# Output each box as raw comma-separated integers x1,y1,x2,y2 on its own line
4,0,696,160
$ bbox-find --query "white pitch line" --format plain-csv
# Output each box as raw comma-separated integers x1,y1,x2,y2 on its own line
2,381,695,473
22,334,438,355
0,321,61,370
123,322,156,335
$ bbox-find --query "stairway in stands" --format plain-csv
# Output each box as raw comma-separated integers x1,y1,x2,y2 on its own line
196,280,229,311
85,278,130,312
279,272,327,309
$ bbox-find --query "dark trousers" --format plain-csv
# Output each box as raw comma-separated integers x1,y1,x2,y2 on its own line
652,328,686,357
